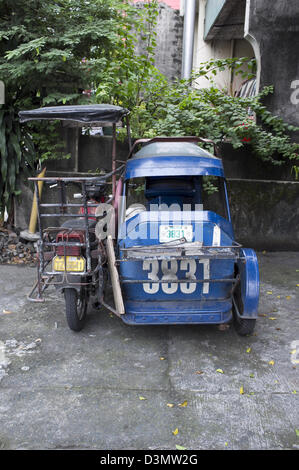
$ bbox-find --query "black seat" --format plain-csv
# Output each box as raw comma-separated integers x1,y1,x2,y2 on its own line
61,218,97,230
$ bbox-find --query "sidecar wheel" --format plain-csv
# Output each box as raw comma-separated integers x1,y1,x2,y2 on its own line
232,282,256,336
64,288,87,332
233,317,256,336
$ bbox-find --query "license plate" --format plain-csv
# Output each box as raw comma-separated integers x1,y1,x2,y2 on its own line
159,225,193,243
52,256,86,272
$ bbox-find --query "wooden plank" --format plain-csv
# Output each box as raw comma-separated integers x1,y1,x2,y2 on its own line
106,235,125,315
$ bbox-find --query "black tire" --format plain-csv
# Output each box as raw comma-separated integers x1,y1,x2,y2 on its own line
232,282,256,336
64,288,87,332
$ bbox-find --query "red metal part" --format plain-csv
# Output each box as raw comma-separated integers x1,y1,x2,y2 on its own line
78,198,102,221
56,230,85,256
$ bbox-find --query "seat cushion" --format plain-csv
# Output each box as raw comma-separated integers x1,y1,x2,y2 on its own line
61,218,97,229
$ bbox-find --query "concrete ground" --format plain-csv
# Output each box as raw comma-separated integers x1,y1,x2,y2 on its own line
0,252,298,450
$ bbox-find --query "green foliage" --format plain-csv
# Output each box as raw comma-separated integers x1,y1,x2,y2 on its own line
28,121,71,163
0,107,35,218
0,0,132,219
141,75,299,166
95,4,299,170
1,0,298,220
96,0,160,107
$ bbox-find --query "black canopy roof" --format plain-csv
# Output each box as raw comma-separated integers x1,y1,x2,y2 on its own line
19,104,129,124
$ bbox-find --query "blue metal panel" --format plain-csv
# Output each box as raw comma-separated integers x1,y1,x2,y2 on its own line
119,210,235,242
205,0,226,39
125,156,224,180
121,300,233,325
118,211,236,324
133,141,216,159
237,248,260,319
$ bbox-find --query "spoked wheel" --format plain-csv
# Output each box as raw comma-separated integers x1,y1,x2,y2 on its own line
232,281,256,336
64,288,88,332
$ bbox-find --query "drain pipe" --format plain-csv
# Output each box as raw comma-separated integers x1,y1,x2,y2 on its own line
181,0,196,79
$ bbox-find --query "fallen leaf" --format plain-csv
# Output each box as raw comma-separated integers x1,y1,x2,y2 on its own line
172,428,179,436
216,368,224,374
246,347,251,353
240,386,244,395
268,360,275,365
269,317,277,320
139,396,146,401
167,403,174,408
258,313,268,317
225,442,228,447
217,324,230,331
160,357,165,361
2,309,13,314
250,373,255,378
195,370,204,375
266,291,273,295
178,401,188,408
176,445,186,450
296,429,299,438
296,284,299,288
291,349,297,355
292,390,297,395
286,296,291,300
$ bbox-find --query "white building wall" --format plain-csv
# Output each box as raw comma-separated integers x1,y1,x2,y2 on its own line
192,0,254,94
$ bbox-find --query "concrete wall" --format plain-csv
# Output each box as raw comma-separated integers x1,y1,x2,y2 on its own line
15,171,299,251
220,143,295,182
133,1,183,81
14,137,299,251
228,179,299,251
246,0,299,130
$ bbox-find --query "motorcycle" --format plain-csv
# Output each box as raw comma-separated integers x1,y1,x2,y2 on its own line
19,104,130,331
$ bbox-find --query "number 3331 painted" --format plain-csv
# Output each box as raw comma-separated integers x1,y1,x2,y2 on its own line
142,259,210,295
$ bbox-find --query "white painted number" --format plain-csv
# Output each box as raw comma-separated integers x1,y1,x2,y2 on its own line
290,80,299,105
161,260,178,294
180,259,196,294
142,260,159,294
142,259,210,295
198,259,210,294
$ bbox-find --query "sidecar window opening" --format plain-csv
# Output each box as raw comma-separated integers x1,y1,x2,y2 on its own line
145,176,195,197
125,177,147,222
201,175,228,220
124,175,229,221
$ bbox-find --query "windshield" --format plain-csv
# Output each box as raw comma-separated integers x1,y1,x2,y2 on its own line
124,175,229,221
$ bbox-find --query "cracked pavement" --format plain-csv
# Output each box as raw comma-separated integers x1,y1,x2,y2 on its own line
0,252,298,450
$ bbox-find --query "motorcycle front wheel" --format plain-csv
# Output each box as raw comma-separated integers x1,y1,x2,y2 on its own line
64,288,88,332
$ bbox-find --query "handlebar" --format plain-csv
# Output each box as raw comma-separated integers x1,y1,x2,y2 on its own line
28,164,125,184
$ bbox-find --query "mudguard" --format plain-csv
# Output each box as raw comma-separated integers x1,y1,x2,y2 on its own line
54,274,85,293
236,248,259,319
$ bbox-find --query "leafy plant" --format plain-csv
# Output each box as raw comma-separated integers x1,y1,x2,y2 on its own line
94,3,299,171
0,107,35,221
0,0,135,220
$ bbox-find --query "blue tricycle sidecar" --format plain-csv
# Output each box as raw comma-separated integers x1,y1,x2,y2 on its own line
105,137,259,336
